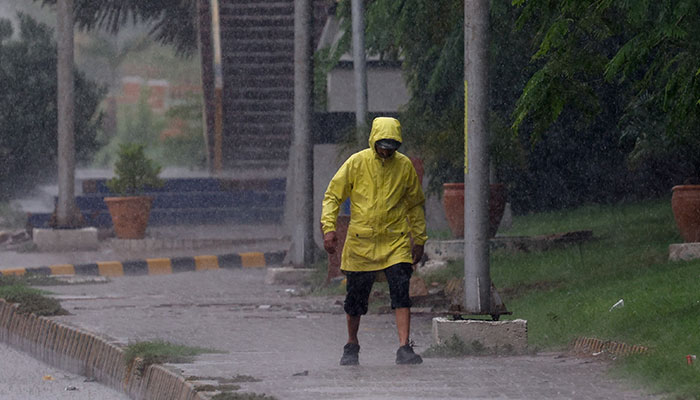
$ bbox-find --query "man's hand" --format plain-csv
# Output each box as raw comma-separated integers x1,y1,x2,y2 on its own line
323,231,338,254
412,244,424,265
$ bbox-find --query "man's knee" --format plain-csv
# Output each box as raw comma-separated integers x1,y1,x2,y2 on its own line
385,263,413,309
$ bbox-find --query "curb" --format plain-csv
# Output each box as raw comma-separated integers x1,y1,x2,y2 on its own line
0,299,206,400
0,250,286,278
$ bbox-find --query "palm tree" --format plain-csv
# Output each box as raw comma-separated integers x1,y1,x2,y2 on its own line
38,0,198,56
79,31,151,139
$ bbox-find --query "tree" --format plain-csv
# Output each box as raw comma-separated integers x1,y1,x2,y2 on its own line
330,0,532,195
513,0,700,179
38,0,198,56
78,30,151,139
0,13,103,199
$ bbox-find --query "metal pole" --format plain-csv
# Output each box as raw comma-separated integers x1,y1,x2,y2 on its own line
210,0,224,173
288,0,314,265
351,0,368,142
464,0,491,314
55,0,77,227
196,0,216,173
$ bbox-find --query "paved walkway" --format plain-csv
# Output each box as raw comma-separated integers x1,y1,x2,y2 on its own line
0,223,660,400
34,268,654,400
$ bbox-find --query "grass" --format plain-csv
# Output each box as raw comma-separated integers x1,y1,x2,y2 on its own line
124,340,221,374
211,393,277,400
422,334,489,357
421,197,700,398
0,276,68,316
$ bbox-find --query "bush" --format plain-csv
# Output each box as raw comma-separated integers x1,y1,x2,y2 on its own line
0,13,104,199
106,143,163,195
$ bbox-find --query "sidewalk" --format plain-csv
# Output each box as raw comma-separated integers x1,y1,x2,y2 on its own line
0,227,658,399
41,269,656,400
0,223,288,270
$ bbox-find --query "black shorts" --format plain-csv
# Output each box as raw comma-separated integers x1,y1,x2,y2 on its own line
343,263,413,316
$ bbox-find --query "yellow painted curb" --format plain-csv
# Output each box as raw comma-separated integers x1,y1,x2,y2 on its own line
97,261,124,277
241,252,265,268
194,255,219,270
146,258,173,275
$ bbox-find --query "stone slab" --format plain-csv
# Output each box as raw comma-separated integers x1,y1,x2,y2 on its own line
425,240,464,261
668,242,700,261
33,227,99,252
264,267,315,285
426,231,594,261
432,317,528,354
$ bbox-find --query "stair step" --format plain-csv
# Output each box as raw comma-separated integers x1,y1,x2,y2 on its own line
28,206,283,229
73,192,284,211
82,177,286,194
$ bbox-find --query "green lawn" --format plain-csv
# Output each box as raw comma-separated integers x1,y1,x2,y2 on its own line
427,197,700,398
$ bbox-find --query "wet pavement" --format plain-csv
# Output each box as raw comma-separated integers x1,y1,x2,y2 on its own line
0,224,660,400
39,269,656,400
0,342,129,400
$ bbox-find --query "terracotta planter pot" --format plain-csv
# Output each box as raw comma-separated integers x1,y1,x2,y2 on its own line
671,185,700,242
409,157,424,185
104,196,153,239
442,183,507,239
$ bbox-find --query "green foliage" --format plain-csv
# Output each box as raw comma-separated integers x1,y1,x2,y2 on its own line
0,13,104,199
160,93,206,168
38,0,198,57
93,86,205,169
0,202,28,229
106,143,163,196
211,392,277,400
422,335,489,358
0,278,68,316
124,340,218,372
514,0,700,177
332,1,533,194
440,197,700,396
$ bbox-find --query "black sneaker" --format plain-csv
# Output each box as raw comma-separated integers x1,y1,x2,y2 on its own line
396,344,423,365
340,343,360,366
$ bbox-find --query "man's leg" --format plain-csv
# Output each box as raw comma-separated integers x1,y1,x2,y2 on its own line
347,314,361,344
385,263,423,364
395,307,410,346
340,270,375,365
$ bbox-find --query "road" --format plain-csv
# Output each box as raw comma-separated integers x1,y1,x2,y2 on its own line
0,342,129,400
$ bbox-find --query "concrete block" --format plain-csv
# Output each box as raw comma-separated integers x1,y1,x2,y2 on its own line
33,228,99,252
265,267,315,285
669,242,700,261
432,317,528,354
425,240,464,261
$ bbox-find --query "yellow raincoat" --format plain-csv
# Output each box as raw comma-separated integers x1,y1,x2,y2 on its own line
321,117,428,272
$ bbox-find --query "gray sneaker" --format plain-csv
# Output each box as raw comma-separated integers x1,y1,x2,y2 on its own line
396,344,423,365
340,343,360,366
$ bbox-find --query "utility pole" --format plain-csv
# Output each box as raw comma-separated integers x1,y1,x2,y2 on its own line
287,0,315,265
55,0,79,228
196,0,216,173
351,0,368,142
463,0,491,314
210,0,224,173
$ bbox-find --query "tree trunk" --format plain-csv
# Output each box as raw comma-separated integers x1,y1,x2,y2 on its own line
54,0,82,228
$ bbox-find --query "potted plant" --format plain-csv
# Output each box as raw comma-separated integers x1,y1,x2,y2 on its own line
104,143,164,239
671,181,700,243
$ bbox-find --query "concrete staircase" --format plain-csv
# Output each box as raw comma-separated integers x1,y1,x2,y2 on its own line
220,0,295,169
218,0,329,170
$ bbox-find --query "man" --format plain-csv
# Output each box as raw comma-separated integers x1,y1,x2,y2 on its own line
321,117,427,366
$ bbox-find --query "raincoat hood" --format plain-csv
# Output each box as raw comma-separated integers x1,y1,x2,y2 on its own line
369,117,402,153
321,116,427,272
